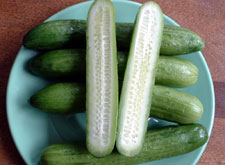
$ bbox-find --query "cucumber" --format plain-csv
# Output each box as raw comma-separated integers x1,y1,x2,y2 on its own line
23,21,204,55
155,56,198,87
160,25,205,55
41,124,208,165
116,2,164,156
29,83,85,114
29,49,86,78
29,49,199,87
86,0,118,157
151,85,203,124
30,83,203,124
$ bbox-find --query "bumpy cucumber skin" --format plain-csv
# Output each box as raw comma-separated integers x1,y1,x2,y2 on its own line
23,20,205,55
151,85,203,124
29,83,203,124
41,124,208,165
161,25,205,55
29,49,199,87
155,56,199,87
29,83,85,114
116,2,164,157
86,0,118,157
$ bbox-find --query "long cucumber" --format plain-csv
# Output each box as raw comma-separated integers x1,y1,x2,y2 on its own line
29,83,203,124
29,49,199,87
41,124,208,165
23,21,205,55
86,0,118,157
117,2,164,156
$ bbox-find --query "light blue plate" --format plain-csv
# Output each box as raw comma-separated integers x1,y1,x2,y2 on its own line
7,0,215,164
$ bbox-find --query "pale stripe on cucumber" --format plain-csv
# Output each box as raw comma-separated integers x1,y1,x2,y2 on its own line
86,0,118,157
117,2,164,157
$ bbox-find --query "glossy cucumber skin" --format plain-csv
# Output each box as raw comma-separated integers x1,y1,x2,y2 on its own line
23,20,204,55
41,124,208,165
29,49,198,87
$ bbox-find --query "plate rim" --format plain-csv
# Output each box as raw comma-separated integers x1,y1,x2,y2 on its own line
6,0,215,164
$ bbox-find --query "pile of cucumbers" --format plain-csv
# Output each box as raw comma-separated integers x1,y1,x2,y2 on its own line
24,1,207,164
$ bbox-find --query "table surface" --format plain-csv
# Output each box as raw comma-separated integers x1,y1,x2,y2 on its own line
0,0,224,164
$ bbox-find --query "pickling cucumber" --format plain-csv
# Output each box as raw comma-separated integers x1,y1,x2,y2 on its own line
29,49,199,87
41,124,208,165
151,85,203,124
116,2,164,157
29,83,86,114
86,0,118,157
23,21,204,55
155,56,198,87
29,83,203,124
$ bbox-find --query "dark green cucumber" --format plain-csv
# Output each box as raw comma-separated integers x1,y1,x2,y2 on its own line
29,49,86,78
23,20,204,55
29,49,199,87
29,83,85,114
41,124,208,165
30,83,203,124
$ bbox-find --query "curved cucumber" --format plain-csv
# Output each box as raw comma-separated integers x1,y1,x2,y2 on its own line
117,2,164,157
29,49,199,87
23,21,204,55
29,83,203,124
41,124,208,165
86,0,118,157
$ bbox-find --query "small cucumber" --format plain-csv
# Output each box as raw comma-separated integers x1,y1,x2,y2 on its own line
155,56,198,87
86,0,118,157
23,21,204,55
29,49,86,78
29,49,199,87
29,83,85,114
160,25,205,55
151,85,203,124
117,2,164,156
29,83,203,124
41,124,208,165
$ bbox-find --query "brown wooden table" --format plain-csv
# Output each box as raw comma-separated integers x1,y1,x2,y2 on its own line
0,0,224,164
